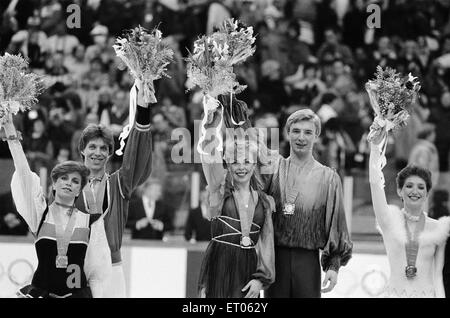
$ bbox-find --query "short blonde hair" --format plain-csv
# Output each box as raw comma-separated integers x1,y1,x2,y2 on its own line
285,109,321,136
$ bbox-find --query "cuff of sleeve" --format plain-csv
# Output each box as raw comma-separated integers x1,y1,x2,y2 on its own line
251,274,271,289
326,256,341,273
136,105,151,127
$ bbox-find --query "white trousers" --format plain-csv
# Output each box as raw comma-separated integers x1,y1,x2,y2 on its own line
103,264,126,298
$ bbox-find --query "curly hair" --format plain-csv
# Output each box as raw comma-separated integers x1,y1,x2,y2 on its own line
396,165,432,192
51,161,90,190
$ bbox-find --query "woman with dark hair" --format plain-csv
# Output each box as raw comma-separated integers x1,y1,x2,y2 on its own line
3,115,111,298
198,126,275,298
369,120,450,297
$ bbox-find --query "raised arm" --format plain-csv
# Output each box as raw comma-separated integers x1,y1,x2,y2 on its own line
3,119,46,234
201,153,227,219
368,126,392,232
117,84,153,200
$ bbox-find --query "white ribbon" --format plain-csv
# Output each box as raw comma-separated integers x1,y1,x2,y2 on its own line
197,94,223,155
115,80,139,156
229,91,246,126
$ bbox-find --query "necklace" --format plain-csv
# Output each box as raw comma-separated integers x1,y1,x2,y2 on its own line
402,209,422,222
54,201,74,216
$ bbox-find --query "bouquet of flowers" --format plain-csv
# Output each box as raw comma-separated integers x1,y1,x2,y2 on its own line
186,18,256,154
113,25,174,104
113,26,173,155
0,53,43,126
366,66,421,143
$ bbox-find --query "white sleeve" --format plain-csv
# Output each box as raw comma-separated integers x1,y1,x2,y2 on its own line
84,215,112,298
9,140,47,234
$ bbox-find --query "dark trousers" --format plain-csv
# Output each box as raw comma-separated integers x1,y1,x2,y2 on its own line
267,246,321,298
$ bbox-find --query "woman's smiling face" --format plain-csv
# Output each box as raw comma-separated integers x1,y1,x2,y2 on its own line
398,175,429,209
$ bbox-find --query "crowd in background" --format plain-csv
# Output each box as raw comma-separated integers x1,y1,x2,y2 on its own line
1,0,450,238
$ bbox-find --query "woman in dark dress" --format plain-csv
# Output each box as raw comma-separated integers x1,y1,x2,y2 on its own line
198,134,275,298
3,115,111,298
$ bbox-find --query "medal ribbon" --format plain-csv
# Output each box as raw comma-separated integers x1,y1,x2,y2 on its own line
52,205,78,261
83,175,107,215
404,212,425,276
233,190,256,243
93,175,107,215
282,158,310,206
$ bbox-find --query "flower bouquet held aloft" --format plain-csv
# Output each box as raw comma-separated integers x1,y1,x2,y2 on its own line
0,53,43,127
113,25,173,104
113,25,173,155
186,18,256,155
366,66,421,144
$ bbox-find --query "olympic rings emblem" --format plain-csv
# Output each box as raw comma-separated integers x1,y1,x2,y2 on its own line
361,267,388,297
6,259,35,286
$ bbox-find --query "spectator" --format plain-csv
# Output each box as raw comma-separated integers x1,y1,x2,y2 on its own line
127,179,174,240
64,44,90,85
332,59,357,96
256,60,289,115
206,0,233,34
7,15,47,69
47,101,76,160
0,191,28,236
342,0,367,50
44,50,73,91
39,0,64,35
286,20,312,73
100,88,129,171
393,102,429,170
184,188,211,242
85,24,111,65
23,116,54,174
285,62,326,107
408,123,440,188
46,21,80,56
316,26,354,66
430,91,450,172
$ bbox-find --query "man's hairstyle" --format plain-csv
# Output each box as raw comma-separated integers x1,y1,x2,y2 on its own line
396,165,432,192
51,161,90,190
78,124,114,159
285,109,322,136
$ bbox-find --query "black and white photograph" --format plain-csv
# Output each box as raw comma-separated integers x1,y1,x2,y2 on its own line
0,0,450,302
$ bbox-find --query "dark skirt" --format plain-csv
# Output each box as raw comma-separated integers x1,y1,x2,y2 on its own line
17,284,92,298
199,240,258,298
267,246,321,298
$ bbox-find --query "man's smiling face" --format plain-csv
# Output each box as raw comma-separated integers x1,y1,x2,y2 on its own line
82,137,110,171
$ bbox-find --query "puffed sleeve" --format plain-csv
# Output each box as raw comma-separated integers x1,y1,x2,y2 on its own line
9,139,47,235
84,215,112,298
320,171,353,272
251,195,275,288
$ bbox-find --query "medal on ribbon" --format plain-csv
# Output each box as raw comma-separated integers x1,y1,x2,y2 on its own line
233,190,256,249
52,204,78,269
55,255,69,269
281,158,311,216
403,212,425,279
283,203,295,215
240,236,252,247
